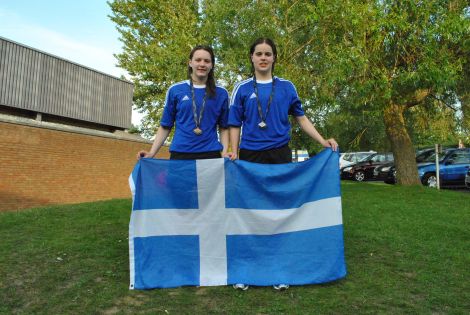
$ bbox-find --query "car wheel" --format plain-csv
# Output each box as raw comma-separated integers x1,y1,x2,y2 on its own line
354,171,365,182
422,173,437,188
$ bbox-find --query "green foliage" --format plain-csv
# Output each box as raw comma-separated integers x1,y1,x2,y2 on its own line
1,185,469,314
109,0,469,150
406,99,461,147
307,0,468,107
109,0,202,134
127,123,141,135
323,109,390,152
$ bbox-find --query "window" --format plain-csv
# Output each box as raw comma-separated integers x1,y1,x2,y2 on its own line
447,151,470,164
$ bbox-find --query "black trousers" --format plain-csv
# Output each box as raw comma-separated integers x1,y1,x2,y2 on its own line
170,150,221,160
239,144,291,164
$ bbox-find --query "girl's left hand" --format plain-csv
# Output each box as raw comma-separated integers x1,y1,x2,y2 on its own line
323,138,338,151
222,152,237,160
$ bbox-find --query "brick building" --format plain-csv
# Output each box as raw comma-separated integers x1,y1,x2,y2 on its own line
0,36,168,211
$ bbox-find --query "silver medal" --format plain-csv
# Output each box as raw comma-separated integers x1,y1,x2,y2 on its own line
258,121,267,129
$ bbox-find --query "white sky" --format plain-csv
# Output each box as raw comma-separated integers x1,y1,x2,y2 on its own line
0,0,145,126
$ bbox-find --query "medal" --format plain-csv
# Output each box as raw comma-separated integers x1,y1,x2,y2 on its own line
253,76,275,131
190,81,207,136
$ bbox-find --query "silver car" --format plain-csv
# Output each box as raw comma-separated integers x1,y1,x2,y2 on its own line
339,151,376,169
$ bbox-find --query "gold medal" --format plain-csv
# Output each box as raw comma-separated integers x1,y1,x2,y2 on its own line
190,81,206,137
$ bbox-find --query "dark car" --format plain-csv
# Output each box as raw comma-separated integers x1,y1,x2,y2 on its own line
418,148,470,188
374,148,435,183
341,153,394,181
384,166,397,184
415,148,438,163
373,162,395,182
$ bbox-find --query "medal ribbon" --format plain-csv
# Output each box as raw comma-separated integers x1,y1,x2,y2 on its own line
253,76,275,125
190,81,207,131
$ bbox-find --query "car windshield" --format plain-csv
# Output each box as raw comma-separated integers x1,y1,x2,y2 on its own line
343,152,373,162
342,154,353,161
370,154,386,162
416,149,434,163
422,149,453,163
358,153,374,162
357,153,373,161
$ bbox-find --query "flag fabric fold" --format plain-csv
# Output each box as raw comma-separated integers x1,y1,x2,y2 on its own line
129,148,346,289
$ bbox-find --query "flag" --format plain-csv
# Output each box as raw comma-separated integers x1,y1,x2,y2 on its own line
129,148,346,289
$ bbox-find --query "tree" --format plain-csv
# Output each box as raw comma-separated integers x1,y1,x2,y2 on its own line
110,1,469,185
301,0,469,184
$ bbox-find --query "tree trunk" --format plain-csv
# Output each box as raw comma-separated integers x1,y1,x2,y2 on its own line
383,103,421,185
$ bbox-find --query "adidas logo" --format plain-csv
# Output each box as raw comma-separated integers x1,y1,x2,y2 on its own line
249,92,257,99
182,95,190,101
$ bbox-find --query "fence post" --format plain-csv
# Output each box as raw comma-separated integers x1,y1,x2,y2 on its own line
435,144,440,190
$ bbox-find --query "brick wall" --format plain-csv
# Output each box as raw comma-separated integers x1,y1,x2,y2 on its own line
0,121,169,211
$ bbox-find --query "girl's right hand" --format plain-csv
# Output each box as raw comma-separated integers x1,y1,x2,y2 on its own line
137,151,151,160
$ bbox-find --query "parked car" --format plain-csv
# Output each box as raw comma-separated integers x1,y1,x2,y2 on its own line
415,148,438,163
374,148,435,183
339,151,376,169
341,153,394,181
411,148,470,188
465,168,470,189
384,166,397,184
373,162,395,182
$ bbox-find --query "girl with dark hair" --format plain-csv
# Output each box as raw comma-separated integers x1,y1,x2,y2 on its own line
138,45,230,160
229,38,337,164
229,38,338,291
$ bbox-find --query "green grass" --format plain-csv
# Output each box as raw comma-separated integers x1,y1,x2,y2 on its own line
1,183,469,314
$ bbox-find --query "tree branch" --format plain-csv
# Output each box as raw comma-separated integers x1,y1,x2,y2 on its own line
429,94,458,111
404,88,432,108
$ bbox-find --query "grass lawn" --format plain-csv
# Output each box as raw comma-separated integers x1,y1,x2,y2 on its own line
1,182,469,314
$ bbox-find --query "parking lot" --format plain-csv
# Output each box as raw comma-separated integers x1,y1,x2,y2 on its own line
339,148,470,192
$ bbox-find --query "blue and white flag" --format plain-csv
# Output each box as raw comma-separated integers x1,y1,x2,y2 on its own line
129,149,346,289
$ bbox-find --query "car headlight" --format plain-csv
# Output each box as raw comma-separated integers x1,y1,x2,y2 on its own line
343,167,352,172
382,166,391,172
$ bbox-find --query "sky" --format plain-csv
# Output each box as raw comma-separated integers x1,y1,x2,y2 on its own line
0,0,144,126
